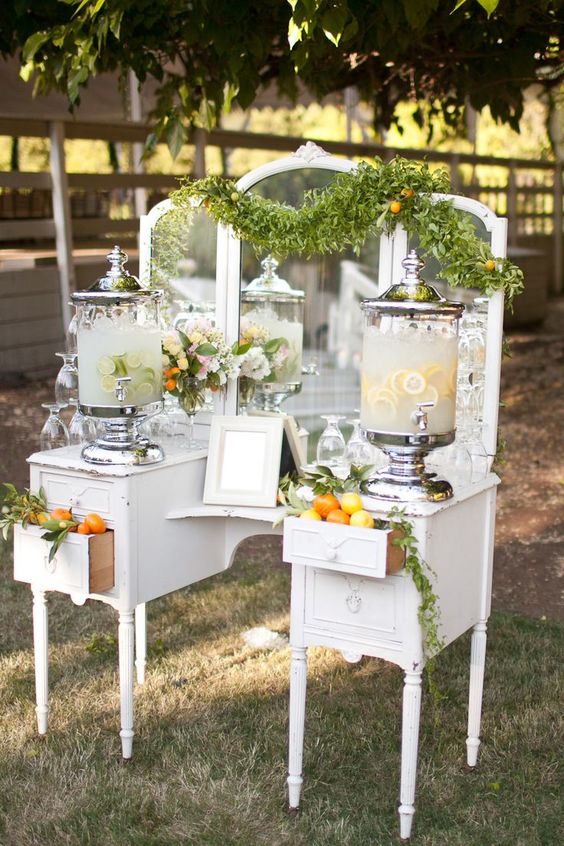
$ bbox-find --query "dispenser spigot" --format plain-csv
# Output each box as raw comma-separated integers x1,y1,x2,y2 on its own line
115,376,131,403
411,401,435,432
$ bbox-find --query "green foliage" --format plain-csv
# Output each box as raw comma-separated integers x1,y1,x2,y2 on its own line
0,483,47,540
3,0,560,156
172,156,524,305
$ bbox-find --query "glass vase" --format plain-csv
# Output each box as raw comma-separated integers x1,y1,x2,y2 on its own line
178,378,207,449
238,376,256,415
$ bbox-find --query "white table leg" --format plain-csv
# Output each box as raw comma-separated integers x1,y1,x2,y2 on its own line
287,646,308,810
118,610,135,759
466,620,488,767
399,670,422,842
135,603,147,685
32,587,49,735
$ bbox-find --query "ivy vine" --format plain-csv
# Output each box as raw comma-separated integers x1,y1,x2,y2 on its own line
170,156,524,306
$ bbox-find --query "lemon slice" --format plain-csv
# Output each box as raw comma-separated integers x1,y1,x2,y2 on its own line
402,371,426,395
389,369,409,394
126,352,142,369
96,355,116,376
100,374,117,393
421,384,439,405
448,366,458,394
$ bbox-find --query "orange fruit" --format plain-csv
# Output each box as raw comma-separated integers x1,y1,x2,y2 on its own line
36,512,50,525
326,509,350,525
84,513,107,534
51,507,72,521
299,509,322,521
165,378,177,391
77,522,91,535
340,492,363,515
313,493,340,519
350,510,375,529
401,188,414,198
390,200,402,214
484,259,496,271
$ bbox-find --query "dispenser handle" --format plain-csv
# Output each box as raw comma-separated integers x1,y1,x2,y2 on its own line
411,401,435,432
114,376,131,403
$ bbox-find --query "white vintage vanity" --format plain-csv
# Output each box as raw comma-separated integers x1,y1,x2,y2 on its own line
14,144,507,841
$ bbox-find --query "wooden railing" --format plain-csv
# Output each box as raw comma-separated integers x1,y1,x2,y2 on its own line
0,114,562,343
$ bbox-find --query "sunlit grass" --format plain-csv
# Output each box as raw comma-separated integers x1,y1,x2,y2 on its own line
0,537,561,846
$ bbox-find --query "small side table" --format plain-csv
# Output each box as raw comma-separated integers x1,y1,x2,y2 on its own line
283,475,499,841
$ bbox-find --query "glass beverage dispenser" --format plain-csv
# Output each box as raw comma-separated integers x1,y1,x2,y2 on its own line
360,250,464,501
72,246,164,465
241,255,305,413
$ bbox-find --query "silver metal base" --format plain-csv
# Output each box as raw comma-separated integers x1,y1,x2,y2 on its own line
81,438,164,466
362,427,456,503
253,381,302,413
79,400,164,466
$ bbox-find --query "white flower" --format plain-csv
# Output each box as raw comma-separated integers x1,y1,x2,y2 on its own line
295,485,315,503
177,357,189,370
240,347,271,380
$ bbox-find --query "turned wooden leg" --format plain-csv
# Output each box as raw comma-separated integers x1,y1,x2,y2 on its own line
118,610,135,759
398,670,423,842
32,587,49,735
135,603,147,685
287,646,308,810
466,621,488,767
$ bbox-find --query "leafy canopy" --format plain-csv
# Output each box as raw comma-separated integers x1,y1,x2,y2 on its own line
1,0,561,157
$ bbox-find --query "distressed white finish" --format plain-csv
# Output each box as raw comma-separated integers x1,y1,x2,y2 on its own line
32,587,49,735
287,645,308,809
119,610,135,759
283,478,499,839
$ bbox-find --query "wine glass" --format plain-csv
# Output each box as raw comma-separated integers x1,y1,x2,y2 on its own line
68,407,97,445
178,378,207,449
316,415,346,469
345,418,375,467
54,352,79,408
40,403,70,451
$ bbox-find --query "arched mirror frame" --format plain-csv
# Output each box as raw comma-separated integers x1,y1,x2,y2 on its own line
139,149,507,460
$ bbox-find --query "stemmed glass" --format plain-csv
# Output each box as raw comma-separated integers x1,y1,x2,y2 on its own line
345,418,375,467
40,403,70,450
68,407,98,446
147,394,191,450
316,415,346,469
54,352,79,408
178,377,207,449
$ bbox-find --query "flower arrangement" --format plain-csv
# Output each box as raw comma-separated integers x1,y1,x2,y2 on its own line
162,319,241,413
238,315,290,384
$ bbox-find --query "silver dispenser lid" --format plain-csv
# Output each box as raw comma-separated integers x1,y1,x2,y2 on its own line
361,250,464,317
71,246,163,304
242,256,304,302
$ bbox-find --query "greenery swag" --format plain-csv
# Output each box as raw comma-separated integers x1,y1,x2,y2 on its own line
169,156,524,306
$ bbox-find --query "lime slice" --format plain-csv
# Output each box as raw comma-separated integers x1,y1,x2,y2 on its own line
125,352,142,369
96,356,116,376
100,374,117,393
140,350,156,367
112,354,128,377
402,371,427,395
135,383,154,402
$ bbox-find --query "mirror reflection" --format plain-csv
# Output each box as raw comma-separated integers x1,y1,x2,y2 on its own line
239,167,380,462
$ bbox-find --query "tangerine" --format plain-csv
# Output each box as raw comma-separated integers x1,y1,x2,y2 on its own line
326,509,350,525
484,259,496,271
390,200,402,214
313,493,340,518
300,509,322,521
401,188,415,198
84,513,107,534
165,378,177,391
77,522,91,535
51,507,72,521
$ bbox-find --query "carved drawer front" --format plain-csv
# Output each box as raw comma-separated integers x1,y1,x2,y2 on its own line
37,471,113,518
13,524,114,595
304,568,402,643
283,516,403,578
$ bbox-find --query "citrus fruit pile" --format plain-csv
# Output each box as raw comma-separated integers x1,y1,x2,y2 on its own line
40,507,108,536
300,492,375,529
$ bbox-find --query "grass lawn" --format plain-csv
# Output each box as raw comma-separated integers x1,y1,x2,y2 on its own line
0,536,561,846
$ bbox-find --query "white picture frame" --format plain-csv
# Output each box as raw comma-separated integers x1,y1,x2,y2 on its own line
249,410,306,471
203,415,284,507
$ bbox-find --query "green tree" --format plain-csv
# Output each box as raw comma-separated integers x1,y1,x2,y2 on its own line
1,0,561,157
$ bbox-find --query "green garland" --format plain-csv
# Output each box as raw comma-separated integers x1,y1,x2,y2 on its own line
171,156,524,306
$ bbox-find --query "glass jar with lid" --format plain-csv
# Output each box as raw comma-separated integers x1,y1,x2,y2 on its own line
360,249,464,501
240,255,305,412
71,246,164,465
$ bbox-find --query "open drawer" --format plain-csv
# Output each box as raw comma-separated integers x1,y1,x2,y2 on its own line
283,516,404,578
14,524,114,595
